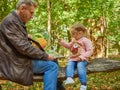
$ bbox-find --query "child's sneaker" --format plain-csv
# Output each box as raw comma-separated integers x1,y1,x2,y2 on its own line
64,77,75,85
80,85,87,90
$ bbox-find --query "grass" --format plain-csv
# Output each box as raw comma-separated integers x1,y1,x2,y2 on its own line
87,71,120,90
0,58,120,90
0,70,120,90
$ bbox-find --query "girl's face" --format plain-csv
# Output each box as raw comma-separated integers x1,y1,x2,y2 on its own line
71,30,83,40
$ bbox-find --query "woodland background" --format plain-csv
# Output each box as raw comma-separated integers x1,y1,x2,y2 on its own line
0,0,120,90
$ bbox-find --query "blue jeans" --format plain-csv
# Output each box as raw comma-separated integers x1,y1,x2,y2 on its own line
33,60,58,90
66,61,88,85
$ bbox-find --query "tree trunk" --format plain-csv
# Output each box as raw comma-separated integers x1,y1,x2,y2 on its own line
47,0,51,45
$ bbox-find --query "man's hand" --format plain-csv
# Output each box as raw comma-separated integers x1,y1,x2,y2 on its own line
28,34,32,39
48,54,56,60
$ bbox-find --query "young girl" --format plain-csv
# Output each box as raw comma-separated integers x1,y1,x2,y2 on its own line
58,23,93,90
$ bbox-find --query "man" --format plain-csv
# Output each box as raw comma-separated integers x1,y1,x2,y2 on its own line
0,0,58,90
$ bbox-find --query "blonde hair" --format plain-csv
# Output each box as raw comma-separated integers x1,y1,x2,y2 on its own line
70,23,87,34
16,0,37,9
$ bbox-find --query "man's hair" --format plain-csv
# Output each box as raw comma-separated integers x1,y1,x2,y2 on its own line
16,0,37,9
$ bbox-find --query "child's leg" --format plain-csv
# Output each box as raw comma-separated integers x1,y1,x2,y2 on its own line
77,61,88,90
65,61,76,84
66,61,76,77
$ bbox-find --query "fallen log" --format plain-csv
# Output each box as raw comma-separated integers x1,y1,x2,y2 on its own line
0,58,120,90
33,58,120,81
0,58,120,81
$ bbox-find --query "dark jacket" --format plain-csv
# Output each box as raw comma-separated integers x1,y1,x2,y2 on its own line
0,11,48,86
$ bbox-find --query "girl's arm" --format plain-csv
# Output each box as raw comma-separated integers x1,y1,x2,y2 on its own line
79,38,93,61
58,38,73,49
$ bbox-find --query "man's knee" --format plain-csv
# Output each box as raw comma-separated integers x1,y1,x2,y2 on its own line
50,61,58,71
53,61,59,70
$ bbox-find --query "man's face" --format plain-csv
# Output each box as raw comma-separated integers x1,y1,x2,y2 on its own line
19,5,35,23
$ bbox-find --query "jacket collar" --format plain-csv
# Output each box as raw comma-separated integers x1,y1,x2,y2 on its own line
12,10,26,26
12,10,27,36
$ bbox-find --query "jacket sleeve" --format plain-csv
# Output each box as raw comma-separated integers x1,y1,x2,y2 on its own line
1,20,48,60
79,38,93,60
59,39,75,49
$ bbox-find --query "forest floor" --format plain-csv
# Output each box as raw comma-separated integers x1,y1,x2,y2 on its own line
0,70,120,90
0,56,120,90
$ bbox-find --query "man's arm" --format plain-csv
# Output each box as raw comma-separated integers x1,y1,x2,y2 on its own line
1,20,48,60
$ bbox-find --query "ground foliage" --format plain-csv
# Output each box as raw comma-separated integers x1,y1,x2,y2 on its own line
0,0,120,58
0,0,120,90
0,70,120,90
0,57,120,90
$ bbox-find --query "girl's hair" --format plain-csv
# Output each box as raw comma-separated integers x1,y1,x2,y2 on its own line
16,0,37,9
70,23,87,34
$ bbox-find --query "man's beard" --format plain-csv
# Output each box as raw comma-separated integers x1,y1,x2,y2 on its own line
20,13,27,23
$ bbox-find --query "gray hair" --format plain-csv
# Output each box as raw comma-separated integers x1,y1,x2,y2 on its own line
16,0,37,9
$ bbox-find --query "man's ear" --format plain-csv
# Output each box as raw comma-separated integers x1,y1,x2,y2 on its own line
19,4,26,12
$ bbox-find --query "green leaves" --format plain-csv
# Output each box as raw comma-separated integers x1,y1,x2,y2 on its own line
0,0,119,57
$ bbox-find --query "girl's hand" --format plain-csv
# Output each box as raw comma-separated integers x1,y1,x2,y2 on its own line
58,38,62,43
71,57,82,61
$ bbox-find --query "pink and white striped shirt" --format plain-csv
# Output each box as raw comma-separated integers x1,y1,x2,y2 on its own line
59,37,93,61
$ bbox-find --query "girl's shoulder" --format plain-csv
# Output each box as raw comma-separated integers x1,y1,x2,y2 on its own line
78,36,87,41
78,37,92,44
82,37,91,41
